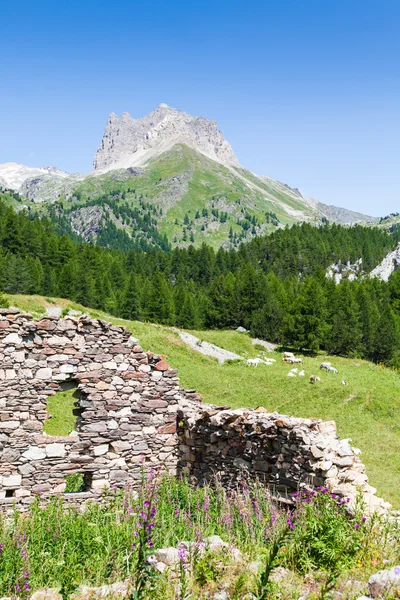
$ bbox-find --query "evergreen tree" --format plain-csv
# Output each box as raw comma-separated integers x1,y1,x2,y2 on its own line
328,281,362,356
120,274,141,320
373,304,398,364
285,277,329,352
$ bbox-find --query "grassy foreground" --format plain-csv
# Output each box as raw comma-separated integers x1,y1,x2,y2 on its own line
7,294,400,507
0,473,397,598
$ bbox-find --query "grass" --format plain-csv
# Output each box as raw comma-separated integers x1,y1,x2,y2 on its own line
6,293,400,506
43,387,79,436
0,475,395,598
16,145,313,249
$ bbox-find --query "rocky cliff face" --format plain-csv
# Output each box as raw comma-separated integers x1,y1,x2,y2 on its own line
93,104,239,172
370,242,400,281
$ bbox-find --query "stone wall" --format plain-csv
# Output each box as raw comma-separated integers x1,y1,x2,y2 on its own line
0,309,198,509
0,309,391,514
177,403,391,514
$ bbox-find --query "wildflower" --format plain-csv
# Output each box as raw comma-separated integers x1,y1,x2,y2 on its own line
362,517,367,522
355,524,360,530
178,543,189,569
286,518,295,530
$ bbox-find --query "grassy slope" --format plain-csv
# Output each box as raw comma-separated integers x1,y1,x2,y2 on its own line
8,294,400,506
18,146,315,249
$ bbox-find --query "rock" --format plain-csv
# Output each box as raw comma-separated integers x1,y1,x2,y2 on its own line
93,444,109,456
213,591,229,600
93,105,239,173
236,326,247,333
3,333,22,344
155,360,170,371
369,566,400,597
36,367,53,379
22,446,46,460
46,443,66,458
154,547,179,566
3,474,22,488
30,590,61,600
205,535,229,552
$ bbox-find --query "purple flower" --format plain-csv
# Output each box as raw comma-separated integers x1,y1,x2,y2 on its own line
362,517,367,522
355,524,360,530
178,543,189,566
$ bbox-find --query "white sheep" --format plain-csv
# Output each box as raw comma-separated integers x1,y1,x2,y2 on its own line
247,358,264,367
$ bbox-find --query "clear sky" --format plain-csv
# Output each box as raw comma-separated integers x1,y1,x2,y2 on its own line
1,0,399,216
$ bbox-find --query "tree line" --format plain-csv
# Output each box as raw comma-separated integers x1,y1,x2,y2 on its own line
1,194,399,364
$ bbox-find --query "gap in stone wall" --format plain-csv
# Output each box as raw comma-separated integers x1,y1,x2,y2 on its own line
43,380,81,437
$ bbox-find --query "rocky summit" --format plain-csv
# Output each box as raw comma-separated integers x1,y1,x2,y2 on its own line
0,105,376,250
93,103,239,172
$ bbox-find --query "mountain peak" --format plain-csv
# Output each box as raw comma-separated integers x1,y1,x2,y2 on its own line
92,105,239,172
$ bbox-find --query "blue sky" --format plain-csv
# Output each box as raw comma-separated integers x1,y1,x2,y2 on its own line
1,0,399,216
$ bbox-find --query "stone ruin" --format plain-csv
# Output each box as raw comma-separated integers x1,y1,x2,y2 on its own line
0,309,391,514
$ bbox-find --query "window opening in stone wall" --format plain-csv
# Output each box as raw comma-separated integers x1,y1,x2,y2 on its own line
5,490,15,498
65,472,93,494
43,380,81,436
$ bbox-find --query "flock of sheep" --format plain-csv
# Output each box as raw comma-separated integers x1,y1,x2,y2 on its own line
246,351,347,385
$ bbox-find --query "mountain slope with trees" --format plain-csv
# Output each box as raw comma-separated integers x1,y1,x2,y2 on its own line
0,191,398,364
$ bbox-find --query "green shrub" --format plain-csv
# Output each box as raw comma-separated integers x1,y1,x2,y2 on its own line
65,473,85,493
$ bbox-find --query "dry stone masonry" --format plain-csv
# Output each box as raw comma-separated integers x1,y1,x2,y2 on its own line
177,404,391,514
0,309,390,514
0,309,197,508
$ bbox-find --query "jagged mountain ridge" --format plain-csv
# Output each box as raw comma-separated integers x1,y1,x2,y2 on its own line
0,104,377,249
93,104,239,172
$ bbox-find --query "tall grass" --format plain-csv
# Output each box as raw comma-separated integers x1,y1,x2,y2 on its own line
0,475,398,598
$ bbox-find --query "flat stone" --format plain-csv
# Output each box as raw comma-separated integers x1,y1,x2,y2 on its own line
22,446,46,460
3,333,22,344
46,443,66,458
155,360,169,371
3,474,22,488
36,367,53,379
93,444,109,456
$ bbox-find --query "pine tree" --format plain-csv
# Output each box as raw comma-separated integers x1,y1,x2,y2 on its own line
328,281,362,356
373,304,398,364
358,286,379,360
285,277,329,352
120,274,141,320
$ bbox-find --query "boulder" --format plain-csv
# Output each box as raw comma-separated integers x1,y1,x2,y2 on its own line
369,566,400,597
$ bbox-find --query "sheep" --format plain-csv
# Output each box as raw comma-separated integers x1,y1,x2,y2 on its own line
283,352,295,359
298,370,305,376
264,358,276,363
319,362,331,370
342,380,348,385
309,375,321,384
288,357,302,364
247,358,265,367
326,366,339,374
